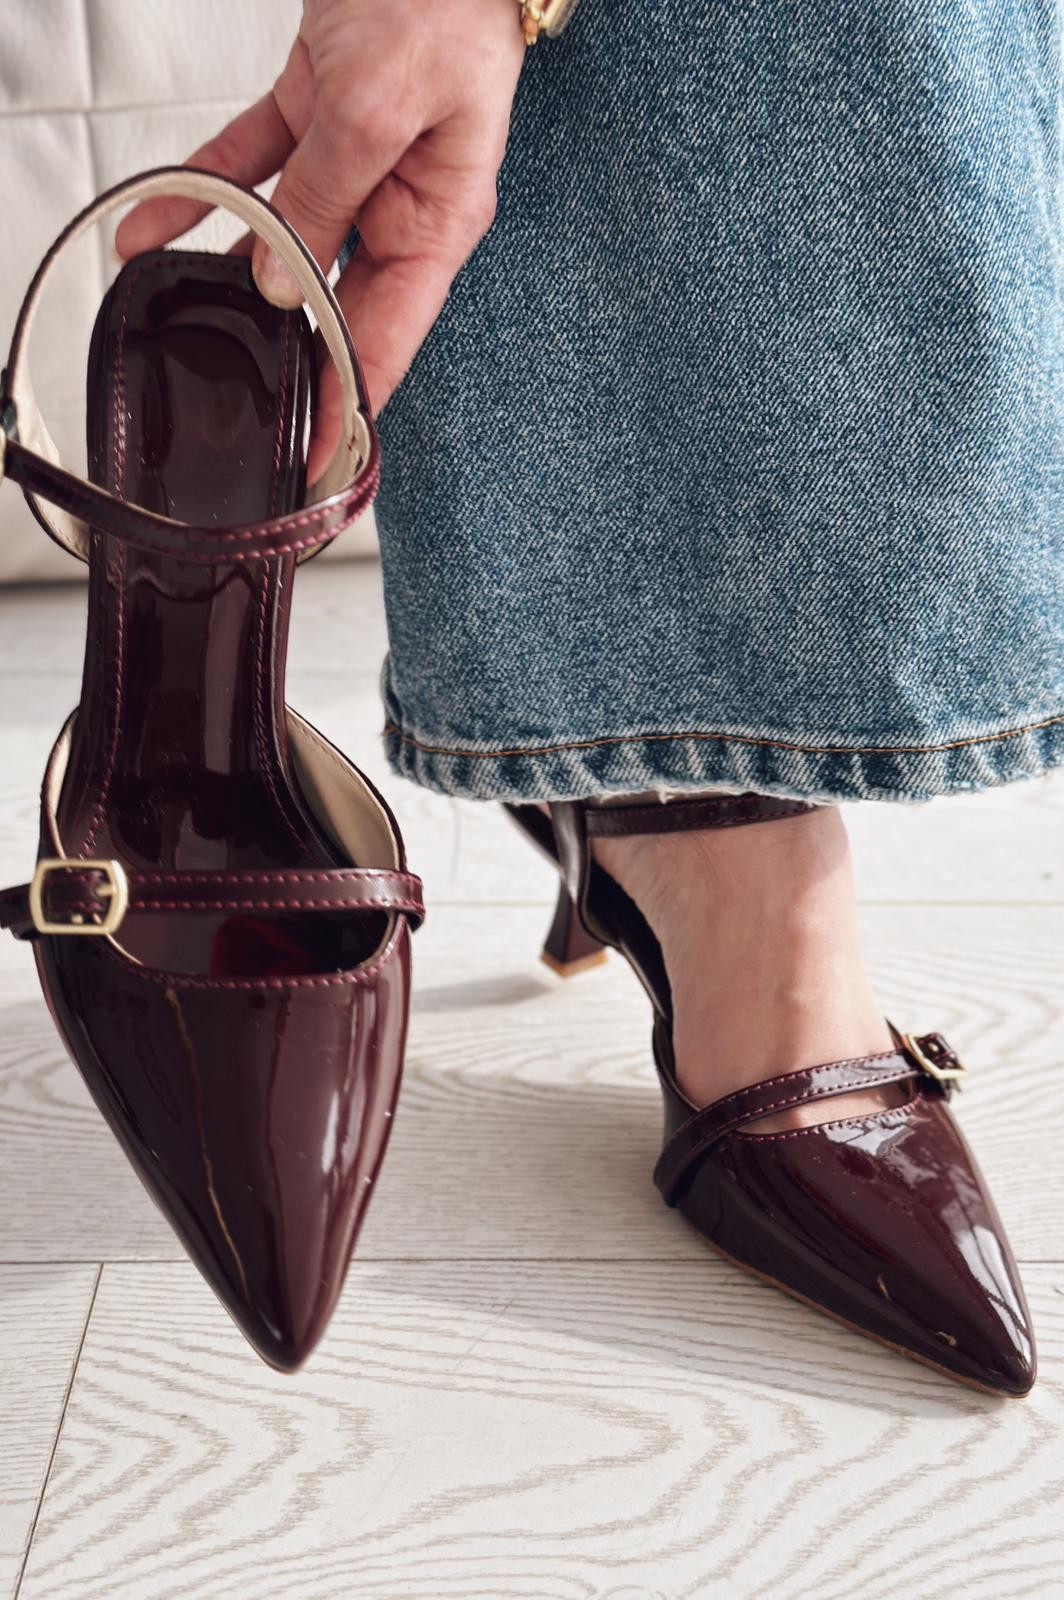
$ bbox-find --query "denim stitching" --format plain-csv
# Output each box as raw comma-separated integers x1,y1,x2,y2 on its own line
371,5,1063,807
382,708,1064,763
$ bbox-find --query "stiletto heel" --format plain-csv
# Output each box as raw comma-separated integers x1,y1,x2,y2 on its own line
505,792,1035,1395
540,878,608,976
0,168,425,1370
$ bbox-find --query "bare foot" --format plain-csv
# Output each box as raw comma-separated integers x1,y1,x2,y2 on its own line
585,801,904,1132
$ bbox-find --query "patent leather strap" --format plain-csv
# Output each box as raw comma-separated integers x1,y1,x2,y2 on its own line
0,165,379,565
583,792,818,837
546,789,819,969
0,424,380,564
652,1030,965,1207
0,861,425,941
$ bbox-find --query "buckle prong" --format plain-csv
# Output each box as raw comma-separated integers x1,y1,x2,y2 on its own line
29,858,130,936
901,1031,967,1085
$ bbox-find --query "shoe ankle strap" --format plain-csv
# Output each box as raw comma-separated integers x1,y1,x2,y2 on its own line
548,791,819,953
583,792,818,838
0,166,379,565
0,425,380,564
0,860,425,941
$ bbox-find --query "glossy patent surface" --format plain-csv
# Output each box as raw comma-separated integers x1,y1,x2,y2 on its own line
660,1069,1035,1395
506,798,1037,1396
60,251,382,977
38,923,411,1368
29,253,415,1368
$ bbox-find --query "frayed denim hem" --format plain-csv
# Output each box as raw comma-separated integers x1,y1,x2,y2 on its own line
380,705,1064,806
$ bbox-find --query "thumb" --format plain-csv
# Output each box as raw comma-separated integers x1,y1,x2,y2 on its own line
253,115,404,307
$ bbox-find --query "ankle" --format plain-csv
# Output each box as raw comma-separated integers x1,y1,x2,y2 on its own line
590,803,853,938
580,797,896,1112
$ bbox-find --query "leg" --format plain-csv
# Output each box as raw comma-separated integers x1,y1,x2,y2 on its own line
590,801,901,1129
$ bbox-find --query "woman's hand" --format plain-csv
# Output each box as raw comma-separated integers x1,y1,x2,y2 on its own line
116,0,526,474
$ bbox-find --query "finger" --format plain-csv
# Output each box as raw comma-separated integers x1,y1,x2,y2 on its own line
338,245,457,414
305,238,461,483
114,91,296,259
306,337,346,489
252,113,409,309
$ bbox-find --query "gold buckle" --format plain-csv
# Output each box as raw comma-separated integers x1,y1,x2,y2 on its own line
29,858,130,936
900,1031,967,1085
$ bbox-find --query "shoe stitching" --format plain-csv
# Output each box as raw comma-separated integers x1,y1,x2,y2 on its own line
252,317,307,852
25,466,379,559
81,259,151,854
132,869,416,886
55,896,420,914
688,1048,904,1115
736,1094,923,1142
66,271,394,966
656,1059,919,1196
676,1064,915,1151
30,252,373,561
96,912,408,990
80,541,123,853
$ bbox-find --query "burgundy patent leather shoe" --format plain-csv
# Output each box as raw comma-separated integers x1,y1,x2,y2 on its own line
0,169,425,1370
506,793,1036,1396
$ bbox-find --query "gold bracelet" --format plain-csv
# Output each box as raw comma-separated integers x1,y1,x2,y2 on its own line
519,0,581,45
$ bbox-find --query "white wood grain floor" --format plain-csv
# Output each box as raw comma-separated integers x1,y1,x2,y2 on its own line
1,562,1061,1600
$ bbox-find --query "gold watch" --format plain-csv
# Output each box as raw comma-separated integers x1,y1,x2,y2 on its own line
519,0,582,45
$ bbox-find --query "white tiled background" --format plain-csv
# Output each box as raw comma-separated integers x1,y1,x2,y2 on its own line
0,0,379,582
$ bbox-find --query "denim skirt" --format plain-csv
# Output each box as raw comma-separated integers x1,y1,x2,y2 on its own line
372,0,1063,805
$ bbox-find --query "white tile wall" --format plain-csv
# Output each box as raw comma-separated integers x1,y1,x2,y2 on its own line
0,0,92,112
87,0,298,107
89,102,256,251
0,0,377,583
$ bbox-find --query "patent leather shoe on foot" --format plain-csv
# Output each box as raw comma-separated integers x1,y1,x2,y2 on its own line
506,792,1035,1396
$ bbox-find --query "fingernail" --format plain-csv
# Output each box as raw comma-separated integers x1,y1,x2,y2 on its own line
253,246,303,308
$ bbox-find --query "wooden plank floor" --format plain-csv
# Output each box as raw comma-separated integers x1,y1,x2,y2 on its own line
1,563,1062,1599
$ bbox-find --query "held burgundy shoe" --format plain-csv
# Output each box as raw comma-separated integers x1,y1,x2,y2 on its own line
0,169,425,1370
506,794,1035,1396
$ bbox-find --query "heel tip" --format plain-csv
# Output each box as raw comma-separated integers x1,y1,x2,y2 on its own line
539,948,609,979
